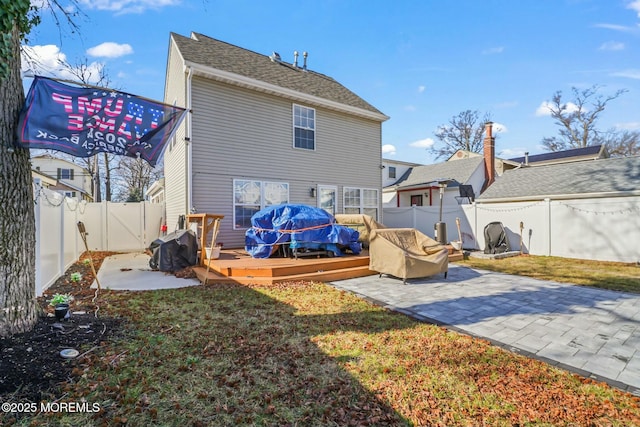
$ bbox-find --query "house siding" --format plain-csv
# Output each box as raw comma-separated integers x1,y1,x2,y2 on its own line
189,77,382,248
163,40,189,231
31,157,92,199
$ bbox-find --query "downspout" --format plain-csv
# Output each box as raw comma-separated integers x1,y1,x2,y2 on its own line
186,66,193,215
546,197,552,256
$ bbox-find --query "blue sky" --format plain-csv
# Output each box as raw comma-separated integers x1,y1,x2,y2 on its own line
22,0,640,164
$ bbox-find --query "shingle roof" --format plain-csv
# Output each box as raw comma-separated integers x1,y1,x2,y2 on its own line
509,145,604,164
478,155,640,200
389,157,484,189
171,32,386,118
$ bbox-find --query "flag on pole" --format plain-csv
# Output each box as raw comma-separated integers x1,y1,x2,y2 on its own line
17,76,187,167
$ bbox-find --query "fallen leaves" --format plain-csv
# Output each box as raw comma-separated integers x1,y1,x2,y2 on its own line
3,260,639,426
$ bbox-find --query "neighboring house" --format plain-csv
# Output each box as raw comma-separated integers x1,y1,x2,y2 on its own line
509,144,609,166
384,122,499,207
31,169,57,190
145,178,165,204
31,154,93,201
381,159,422,206
163,32,389,248
447,149,519,177
477,154,640,202
474,155,640,263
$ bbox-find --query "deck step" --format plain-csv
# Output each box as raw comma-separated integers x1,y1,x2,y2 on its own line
193,249,463,286
227,256,369,277
194,265,376,285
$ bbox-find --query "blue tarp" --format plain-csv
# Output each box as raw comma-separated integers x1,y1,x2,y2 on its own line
245,204,361,258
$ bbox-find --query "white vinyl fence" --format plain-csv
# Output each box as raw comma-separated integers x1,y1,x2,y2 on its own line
34,185,163,296
383,194,640,264
382,205,478,249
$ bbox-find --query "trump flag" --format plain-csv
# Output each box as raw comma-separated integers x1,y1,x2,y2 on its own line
17,76,187,167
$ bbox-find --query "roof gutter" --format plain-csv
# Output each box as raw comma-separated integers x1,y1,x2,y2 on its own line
184,60,389,122
477,189,640,204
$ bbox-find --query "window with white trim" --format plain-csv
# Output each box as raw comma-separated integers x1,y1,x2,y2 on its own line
344,187,379,220
388,166,396,179
233,179,289,229
293,104,315,150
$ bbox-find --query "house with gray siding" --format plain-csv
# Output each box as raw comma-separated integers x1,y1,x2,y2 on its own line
163,32,388,248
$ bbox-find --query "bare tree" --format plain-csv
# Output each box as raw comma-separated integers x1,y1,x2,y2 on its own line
57,57,119,201
541,85,630,152
114,157,163,202
0,0,80,337
430,110,492,160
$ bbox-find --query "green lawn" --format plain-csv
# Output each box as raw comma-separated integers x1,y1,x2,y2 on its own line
457,255,640,293
19,279,640,427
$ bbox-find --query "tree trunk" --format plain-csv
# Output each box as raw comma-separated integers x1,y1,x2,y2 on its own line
104,153,112,201
93,155,102,202
0,24,38,337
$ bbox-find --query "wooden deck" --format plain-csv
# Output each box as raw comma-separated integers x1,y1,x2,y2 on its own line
193,246,463,285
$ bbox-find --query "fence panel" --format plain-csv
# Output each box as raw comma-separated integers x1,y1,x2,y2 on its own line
34,188,84,296
385,196,640,264
549,197,640,263
77,203,106,251
383,205,477,249
35,186,163,295
471,200,550,255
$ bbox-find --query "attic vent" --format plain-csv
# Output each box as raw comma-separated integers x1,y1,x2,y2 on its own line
270,52,281,62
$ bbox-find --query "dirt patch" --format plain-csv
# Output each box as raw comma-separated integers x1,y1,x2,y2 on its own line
0,252,126,412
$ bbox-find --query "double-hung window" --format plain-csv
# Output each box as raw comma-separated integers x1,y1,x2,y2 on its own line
57,168,74,180
233,179,289,229
344,187,379,220
293,104,315,150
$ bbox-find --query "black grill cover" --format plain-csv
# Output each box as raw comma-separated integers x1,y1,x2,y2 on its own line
483,222,511,254
148,229,198,272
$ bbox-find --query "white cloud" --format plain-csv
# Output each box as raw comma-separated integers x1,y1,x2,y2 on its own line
535,101,554,116
404,105,417,112
21,44,105,84
492,122,508,133
31,0,77,13
482,46,504,55
594,23,638,34
382,144,397,155
611,69,640,79
21,45,66,74
599,41,625,51
87,42,133,58
417,85,426,93
535,101,579,117
78,0,181,14
627,0,640,17
409,138,434,148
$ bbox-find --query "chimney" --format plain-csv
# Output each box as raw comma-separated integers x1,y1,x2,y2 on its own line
293,51,298,68
303,51,308,70
524,152,529,166
483,121,495,190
